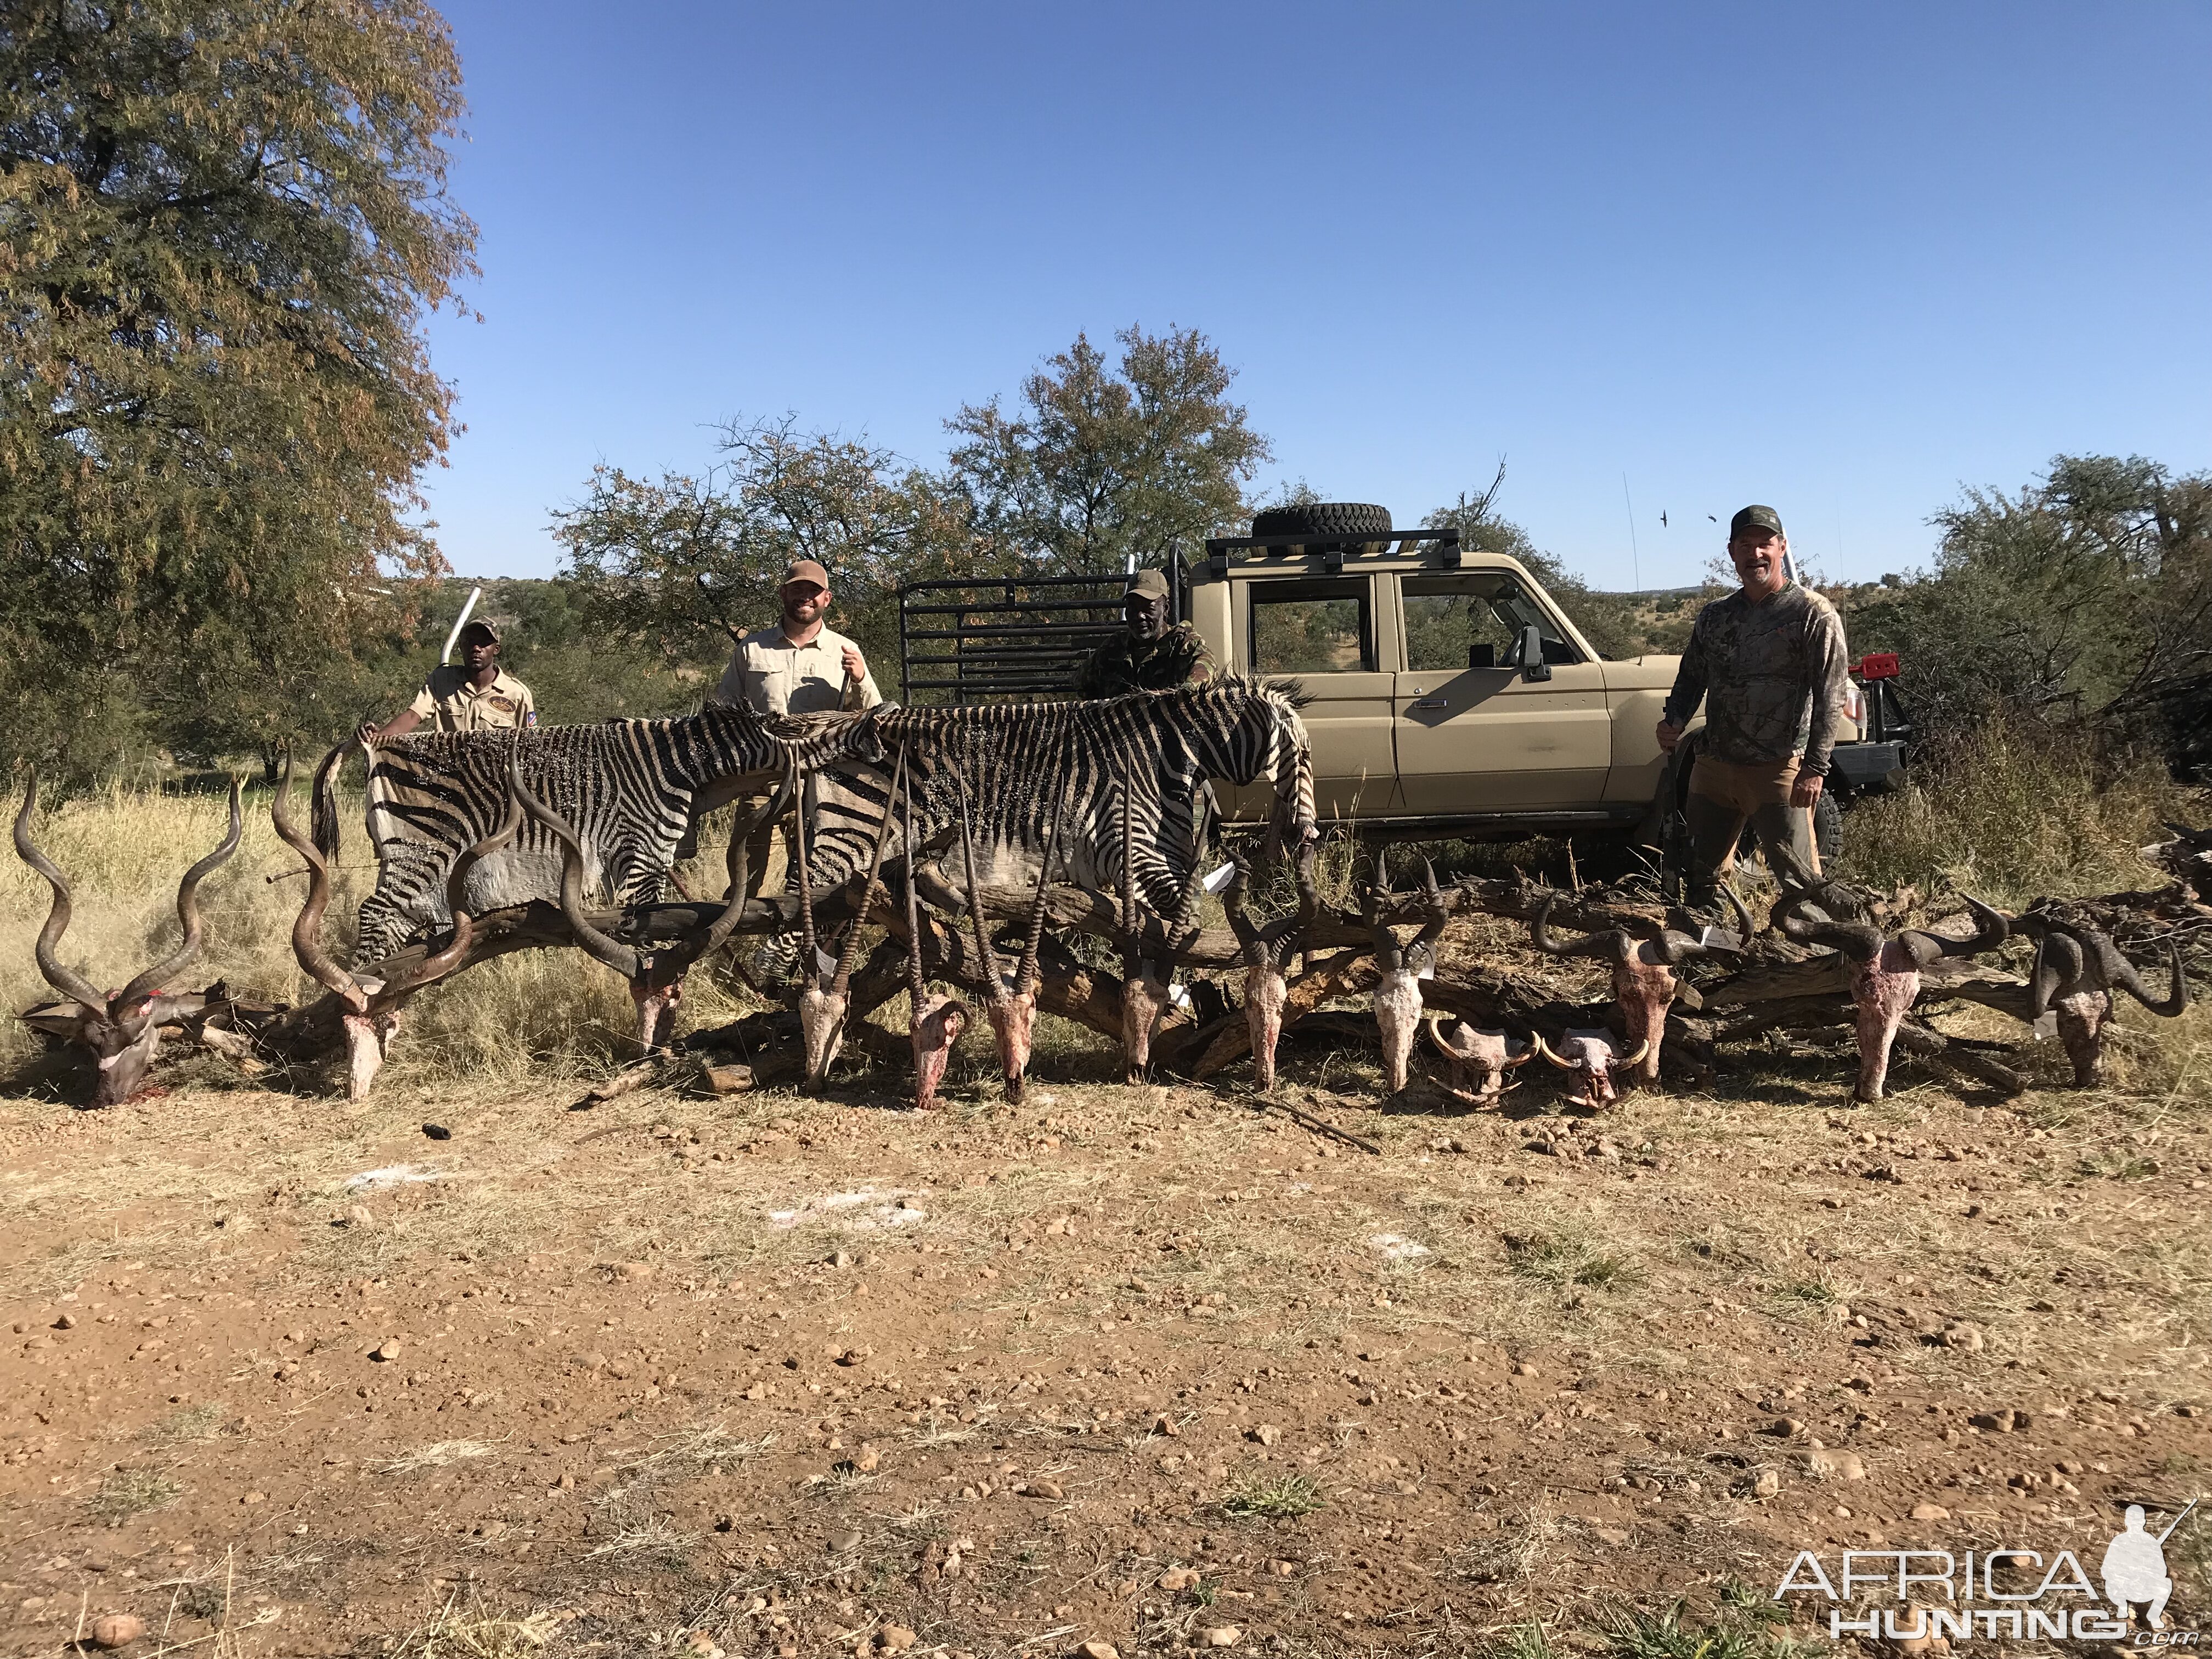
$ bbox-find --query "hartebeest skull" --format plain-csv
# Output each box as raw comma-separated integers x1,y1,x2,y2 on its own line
1360,850,1447,1095
513,757,768,1054
2013,910,2188,1087
1424,1014,1535,1107
1774,885,2010,1102
1533,1028,1647,1108
276,745,520,1100
14,771,243,1106
1222,855,1307,1092
1527,886,1752,1086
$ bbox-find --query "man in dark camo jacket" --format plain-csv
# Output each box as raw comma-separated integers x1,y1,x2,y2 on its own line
1656,505,1850,910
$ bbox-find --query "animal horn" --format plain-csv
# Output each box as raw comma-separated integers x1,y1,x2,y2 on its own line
511,757,643,980
2028,926,2081,1019
831,744,906,994
1532,1032,1575,1070
790,755,817,975
1530,893,1627,961
1902,894,2011,966
1616,1037,1650,1069
111,775,243,1012
903,752,927,1003
1771,893,1885,963
1224,856,1265,960
12,771,108,1012
1503,1034,1536,1067
1413,857,1447,950
373,768,527,999
2109,936,2190,1018
955,761,1006,990
271,746,370,1011
1015,777,1063,999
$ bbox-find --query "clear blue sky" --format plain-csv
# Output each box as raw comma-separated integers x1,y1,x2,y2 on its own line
419,1,2210,592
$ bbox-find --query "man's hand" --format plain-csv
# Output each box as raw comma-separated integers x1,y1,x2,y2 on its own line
356,720,380,747
1791,770,1825,810
840,643,867,686
1656,719,1684,754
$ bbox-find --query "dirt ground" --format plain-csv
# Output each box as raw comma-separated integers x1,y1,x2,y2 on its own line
4,929,2210,1658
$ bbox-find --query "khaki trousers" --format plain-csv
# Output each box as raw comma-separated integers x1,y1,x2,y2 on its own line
1685,754,1821,906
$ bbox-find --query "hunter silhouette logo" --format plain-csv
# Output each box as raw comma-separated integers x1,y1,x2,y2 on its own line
1774,1496,2201,1643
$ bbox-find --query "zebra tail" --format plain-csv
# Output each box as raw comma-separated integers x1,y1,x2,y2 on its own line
309,741,348,862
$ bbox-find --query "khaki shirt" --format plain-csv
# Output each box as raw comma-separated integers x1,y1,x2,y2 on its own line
714,624,883,715
407,665,537,732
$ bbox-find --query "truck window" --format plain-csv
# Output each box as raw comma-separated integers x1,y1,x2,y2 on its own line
1250,578,1374,674
1403,573,1581,670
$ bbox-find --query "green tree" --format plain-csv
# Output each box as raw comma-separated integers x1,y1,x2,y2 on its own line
1853,454,2212,758
1,0,476,783
945,325,1271,575
552,416,971,699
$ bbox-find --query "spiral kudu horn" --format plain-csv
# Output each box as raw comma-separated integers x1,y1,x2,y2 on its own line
510,759,642,981
272,744,370,1011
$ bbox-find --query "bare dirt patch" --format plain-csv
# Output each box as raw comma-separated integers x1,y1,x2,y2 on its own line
4,999,2209,1656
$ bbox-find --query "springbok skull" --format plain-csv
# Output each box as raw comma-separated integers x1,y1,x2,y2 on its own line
1222,855,1307,1092
1533,1028,1648,1108
1425,1014,1535,1107
1359,849,1447,1096
14,771,242,1106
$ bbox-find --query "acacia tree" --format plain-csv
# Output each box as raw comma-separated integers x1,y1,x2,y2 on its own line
945,325,1271,575
552,417,973,697
0,0,477,781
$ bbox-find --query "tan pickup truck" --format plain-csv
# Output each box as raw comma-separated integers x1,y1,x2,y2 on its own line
896,501,1906,857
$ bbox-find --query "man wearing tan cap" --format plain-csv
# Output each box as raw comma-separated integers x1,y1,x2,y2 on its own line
358,619,535,744
714,558,883,716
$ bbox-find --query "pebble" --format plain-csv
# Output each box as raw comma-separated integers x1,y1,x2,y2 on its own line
1152,1413,1179,1437
685,1635,725,1659
1077,1644,1121,1659
1202,1628,1242,1649
615,1261,655,1281
1266,1559,1295,1577
1939,1323,1984,1352
1158,1566,1200,1592
88,1613,145,1648
1765,1417,1805,1437
831,1531,862,1554
1027,1480,1064,1499
1511,1360,1539,1378
344,1204,374,1229
371,1342,401,1362
53,1313,76,1330
878,1628,917,1653
1968,1409,2018,1432
1247,1424,1281,1446
421,1122,452,1141
1753,1470,1781,1497
1807,1450,1867,1481
1911,1503,1951,1520
853,1443,881,1472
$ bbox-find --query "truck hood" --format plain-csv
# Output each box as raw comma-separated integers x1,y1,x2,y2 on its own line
1602,656,1684,690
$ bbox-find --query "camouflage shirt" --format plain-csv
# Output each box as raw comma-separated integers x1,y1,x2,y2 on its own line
1075,622,1217,698
1662,582,1849,775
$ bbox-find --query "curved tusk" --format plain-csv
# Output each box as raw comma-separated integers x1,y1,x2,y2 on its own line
1533,1033,1575,1070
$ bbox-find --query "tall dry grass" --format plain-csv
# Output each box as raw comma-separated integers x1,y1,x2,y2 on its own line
0,779,761,1087
1833,719,2204,906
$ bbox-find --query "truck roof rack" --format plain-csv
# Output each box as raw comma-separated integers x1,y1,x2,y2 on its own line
896,550,1187,704
1199,527,1462,577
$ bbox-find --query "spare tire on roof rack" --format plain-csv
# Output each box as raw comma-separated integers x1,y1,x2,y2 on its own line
1249,501,1393,558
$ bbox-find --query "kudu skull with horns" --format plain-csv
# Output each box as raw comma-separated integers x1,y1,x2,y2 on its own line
275,745,522,1100
14,773,243,1105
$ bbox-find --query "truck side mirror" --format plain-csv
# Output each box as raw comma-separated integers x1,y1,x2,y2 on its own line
1468,642,1495,669
1519,625,1551,682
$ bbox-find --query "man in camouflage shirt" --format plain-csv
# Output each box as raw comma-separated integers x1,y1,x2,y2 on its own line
1075,568,1216,697
1657,505,1849,909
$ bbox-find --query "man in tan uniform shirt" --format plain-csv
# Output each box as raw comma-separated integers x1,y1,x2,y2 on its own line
359,619,535,743
710,559,881,901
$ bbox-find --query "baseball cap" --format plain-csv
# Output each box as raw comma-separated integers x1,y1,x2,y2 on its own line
1126,569,1171,601
1730,505,1785,539
780,558,831,591
457,618,500,644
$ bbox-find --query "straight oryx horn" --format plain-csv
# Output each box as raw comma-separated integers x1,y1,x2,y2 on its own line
828,743,907,995
1014,774,1065,998
955,760,1006,989
791,754,817,978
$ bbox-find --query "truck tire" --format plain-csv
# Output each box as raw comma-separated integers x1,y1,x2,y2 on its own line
1814,789,1843,865
1250,502,1393,540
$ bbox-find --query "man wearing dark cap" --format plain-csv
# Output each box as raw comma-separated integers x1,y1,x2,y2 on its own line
714,558,882,716
358,618,535,743
1656,505,1849,908
1075,568,1216,698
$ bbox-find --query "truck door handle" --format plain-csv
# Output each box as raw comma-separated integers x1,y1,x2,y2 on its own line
1412,696,1447,711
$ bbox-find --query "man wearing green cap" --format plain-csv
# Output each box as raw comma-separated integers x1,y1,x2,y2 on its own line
1075,568,1216,697
1656,505,1849,908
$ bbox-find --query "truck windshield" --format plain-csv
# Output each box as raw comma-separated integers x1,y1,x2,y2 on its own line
1250,578,1374,673
1402,573,1580,670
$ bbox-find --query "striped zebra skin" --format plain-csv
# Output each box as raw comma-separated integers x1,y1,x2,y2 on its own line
343,703,882,963
805,677,1316,918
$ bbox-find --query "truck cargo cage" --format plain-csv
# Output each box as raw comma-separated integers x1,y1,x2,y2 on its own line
898,549,1185,705
1201,526,1462,577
